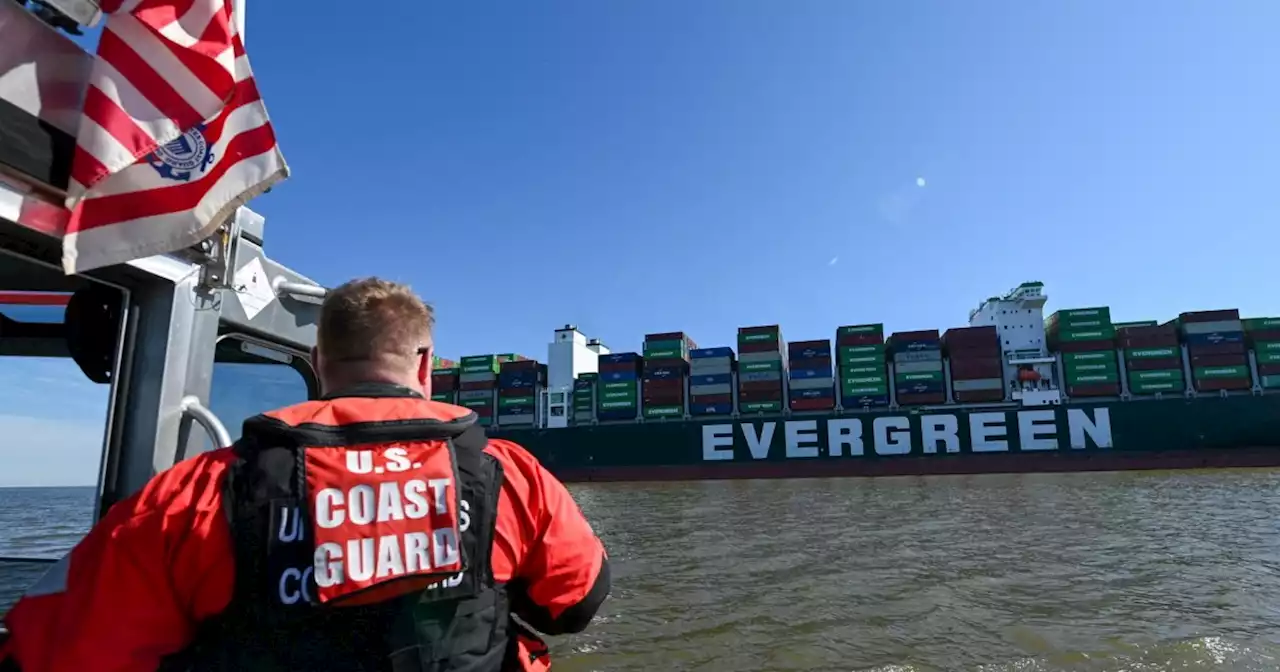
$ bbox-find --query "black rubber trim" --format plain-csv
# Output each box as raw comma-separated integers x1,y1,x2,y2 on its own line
509,554,611,635
0,96,73,191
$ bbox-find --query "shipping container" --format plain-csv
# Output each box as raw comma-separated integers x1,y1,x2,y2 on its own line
688,344,736,416
596,352,641,420
739,326,785,412
496,359,545,427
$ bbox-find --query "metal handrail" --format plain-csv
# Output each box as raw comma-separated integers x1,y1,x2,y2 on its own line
273,278,327,300
180,395,232,448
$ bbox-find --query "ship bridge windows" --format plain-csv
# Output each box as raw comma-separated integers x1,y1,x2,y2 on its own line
203,334,317,453
0,248,123,615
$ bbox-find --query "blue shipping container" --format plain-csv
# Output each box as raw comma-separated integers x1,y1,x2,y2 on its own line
691,347,735,359
690,373,732,386
597,408,639,422
690,402,734,415
499,371,540,385
601,352,640,363
1184,331,1245,346
790,387,834,400
573,380,593,390
644,365,684,380
841,394,891,408
788,367,832,380
890,339,942,354
499,378,538,390
789,345,832,360
601,370,638,382
897,381,945,394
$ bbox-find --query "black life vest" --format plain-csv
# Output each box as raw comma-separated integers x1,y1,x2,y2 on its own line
166,385,520,672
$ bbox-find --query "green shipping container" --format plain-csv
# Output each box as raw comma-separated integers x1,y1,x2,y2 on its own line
1244,317,1280,331
1261,374,1280,389
500,396,535,408
1126,347,1180,360
643,338,687,359
837,324,885,336
740,401,783,413
843,364,884,375
600,389,637,402
601,381,634,392
1130,380,1185,394
476,417,493,427
1062,351,1115,364
1066,361,1118,376
1066,371,1119,384
1047,307,1113,327
844,375,887,387
460,398,493,409
739,332,779,343
598,400,637,410
1051,326,1117,342
644,405,683,418
431,392,457,403
1194,365,1250,380
1129,369,1183,382
842,383,889,396
433,367,460,377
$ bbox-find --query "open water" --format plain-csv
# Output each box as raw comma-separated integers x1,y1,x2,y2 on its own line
5,470,1280,671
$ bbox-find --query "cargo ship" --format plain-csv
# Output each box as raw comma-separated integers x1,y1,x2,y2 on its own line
439,284,1280,483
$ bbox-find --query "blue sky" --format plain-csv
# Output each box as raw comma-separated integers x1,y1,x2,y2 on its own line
3,1,1278,486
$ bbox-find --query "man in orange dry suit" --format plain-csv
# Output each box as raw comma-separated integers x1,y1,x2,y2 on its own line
0,277,610,672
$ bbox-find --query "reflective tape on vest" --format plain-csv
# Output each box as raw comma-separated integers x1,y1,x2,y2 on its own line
304,442,465,605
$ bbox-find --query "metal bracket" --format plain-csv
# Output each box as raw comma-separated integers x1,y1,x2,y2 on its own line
192,212,242,292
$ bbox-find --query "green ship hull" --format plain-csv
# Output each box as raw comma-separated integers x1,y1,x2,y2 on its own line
491,394,1280,482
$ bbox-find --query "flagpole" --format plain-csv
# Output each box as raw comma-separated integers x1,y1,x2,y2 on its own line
233,0,245,42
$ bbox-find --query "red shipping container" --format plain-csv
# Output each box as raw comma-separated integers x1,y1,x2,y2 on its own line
1186,342,1245,356
1056,339,1116,353
1196,378,1251,392
954,389,1005,403
947,344,1001,360
644,358,688,370
499,387,535,398
897,392,946,405
739,325,781,336
1117,325,1177,339
1068,383,1121,397
949,357,1004,380
739,341,783,354
892,329,941,341
1180,309,1240,323
1247,329,1280,343
469,405,495,418
790,397,835,411
645,331,686,342
836,332,885,347
740,380,782,393
643,395,684,406
1119,334,1179,349
738,389,783,401
690,393,732,404
1191,353,1248,368
790,339,830,350
600,361,640,373
943,326,998,350
500,359,541,372
642,379,684,393
1125,357,1183,371
1258,363,1280,376
460,380,497,391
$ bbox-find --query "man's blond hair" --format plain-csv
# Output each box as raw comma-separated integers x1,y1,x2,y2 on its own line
318,277,434,364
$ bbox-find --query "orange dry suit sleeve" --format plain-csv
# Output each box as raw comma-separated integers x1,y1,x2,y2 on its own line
485,439,610,636
0,450,238,672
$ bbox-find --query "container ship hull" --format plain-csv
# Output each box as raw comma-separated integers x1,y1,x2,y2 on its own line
492,394,1280,483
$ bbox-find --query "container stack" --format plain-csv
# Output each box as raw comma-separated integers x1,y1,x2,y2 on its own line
889,329,945,405
430,365,460,404
1245,317,1280,390
1047,307,1119,397
497,359,545,426
572,373,598,424
642,332,695,419
942,326,1004,403
787,339,835,411
737,325,785,413
1118,323,1184,395
689,347,735,416
836,324,889,408
458,355,502,426
1180,310,1249,392
597,352,642,421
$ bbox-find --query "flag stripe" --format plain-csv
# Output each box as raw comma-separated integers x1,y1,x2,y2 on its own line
106,13,224,118
62,0,288,273
71,103,275,231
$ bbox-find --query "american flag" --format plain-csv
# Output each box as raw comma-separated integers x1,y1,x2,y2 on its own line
62,0,288,273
